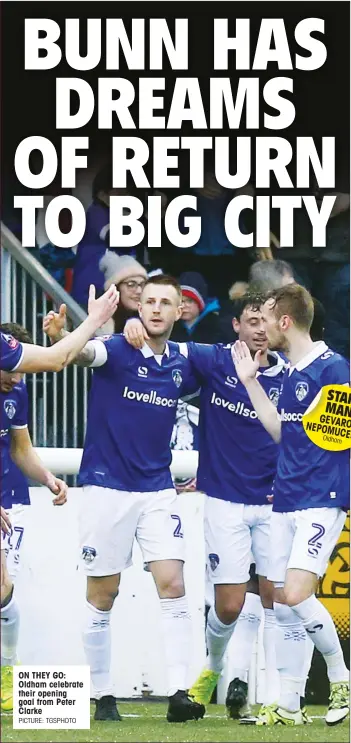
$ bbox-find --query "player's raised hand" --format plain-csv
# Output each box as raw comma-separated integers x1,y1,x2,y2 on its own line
1,506,11,535
124,318,149,349
231,340,261,385
47,476,68,505
43,304,67,340
88,284,119,327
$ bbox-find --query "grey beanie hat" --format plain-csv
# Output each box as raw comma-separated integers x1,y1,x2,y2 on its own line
100,251,147,289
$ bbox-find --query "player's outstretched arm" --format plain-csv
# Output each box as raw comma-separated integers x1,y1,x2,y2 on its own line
43,305,94,366
18,285,118,372
10,428,67,505
232,340,281,443
42,285,119,367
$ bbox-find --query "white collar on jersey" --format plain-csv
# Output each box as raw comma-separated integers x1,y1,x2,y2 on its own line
256,350,287,378
140,342,170,359
288,341,328,376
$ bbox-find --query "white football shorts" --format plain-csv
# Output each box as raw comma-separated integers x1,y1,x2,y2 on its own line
1,504,29,580
79,485,185,576
204,496,272,584
267,507,346,583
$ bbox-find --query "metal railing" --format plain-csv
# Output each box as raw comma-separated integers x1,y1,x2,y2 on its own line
1,223,91,456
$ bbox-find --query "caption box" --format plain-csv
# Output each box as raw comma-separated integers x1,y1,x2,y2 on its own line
13,666,90,729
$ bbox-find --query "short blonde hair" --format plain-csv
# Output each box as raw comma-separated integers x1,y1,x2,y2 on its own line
268,284,314,332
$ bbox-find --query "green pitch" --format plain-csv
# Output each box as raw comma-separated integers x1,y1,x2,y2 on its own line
1,702,349,743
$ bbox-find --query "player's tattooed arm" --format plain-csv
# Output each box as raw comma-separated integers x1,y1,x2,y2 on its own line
43,304,97,367
61,340,97,367
70,342,97,367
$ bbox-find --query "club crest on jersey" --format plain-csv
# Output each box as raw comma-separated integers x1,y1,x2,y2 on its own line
82,546,97,563
295,382,309,401
268,387,280,406
209,553,220,571
172,369,183,388
138,366,148,378
2,333,18,349
4,399,16,419
225,375,238,389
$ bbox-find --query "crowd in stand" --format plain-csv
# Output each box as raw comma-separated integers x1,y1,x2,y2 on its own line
5,163,350,358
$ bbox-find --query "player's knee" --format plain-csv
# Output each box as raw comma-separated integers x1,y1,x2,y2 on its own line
89,592,118,611
157,575,184,598
216,596,244,624
284,586,307,608
87,585,119,611
284,569,318,607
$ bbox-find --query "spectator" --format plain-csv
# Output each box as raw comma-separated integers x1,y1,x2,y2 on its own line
170,272,224,344
71,166,115,309
39,242,76,290
71,165,141,310
167,167,253,297
249,259,294,292
98,251,147,334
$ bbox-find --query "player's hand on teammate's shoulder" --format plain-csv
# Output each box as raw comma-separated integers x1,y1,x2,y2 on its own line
124,318,149,349
87,284,119,327
43,304,67,340
231,340,261,384
46,476,68,506
1,506,11,535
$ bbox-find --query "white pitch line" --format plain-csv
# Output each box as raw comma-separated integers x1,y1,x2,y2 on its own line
1,712,326,720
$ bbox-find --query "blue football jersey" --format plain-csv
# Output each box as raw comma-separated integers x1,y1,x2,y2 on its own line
183,343,286,505
1,333,23,371
78,335,200,492
274,341,350,512
0,380,30,509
